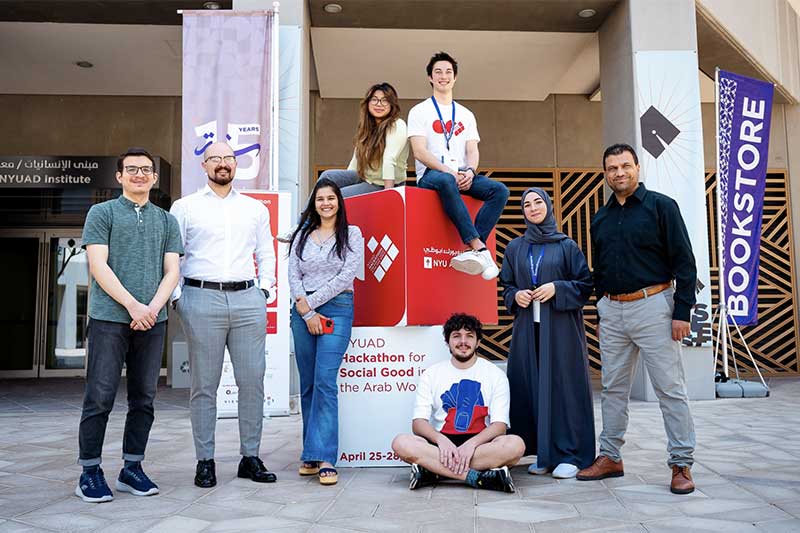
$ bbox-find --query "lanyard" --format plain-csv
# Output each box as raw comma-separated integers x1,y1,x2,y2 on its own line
431,96,456,150
527,244,545,288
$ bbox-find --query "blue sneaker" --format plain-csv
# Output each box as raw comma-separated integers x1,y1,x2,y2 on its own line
116,464,159,496
75,468,114,503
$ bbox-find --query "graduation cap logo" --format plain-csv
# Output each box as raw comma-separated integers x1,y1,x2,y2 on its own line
640,106,680,159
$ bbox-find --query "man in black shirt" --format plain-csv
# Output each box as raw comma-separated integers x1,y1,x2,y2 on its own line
577,143,697,495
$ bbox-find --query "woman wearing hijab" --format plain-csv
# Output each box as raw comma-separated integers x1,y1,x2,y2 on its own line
499,187,595,479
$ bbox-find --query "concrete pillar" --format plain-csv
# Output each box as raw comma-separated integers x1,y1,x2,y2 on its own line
598,0,715,400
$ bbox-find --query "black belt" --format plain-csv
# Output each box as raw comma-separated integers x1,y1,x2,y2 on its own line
185,278,254,291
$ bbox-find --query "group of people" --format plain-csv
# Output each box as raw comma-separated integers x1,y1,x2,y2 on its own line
389,137,698,496
74,50,699,504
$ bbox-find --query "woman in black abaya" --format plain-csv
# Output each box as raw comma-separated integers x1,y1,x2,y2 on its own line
500,187,595,478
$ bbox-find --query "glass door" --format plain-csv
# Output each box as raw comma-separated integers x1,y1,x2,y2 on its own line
41,232,89,376
0,230,45,378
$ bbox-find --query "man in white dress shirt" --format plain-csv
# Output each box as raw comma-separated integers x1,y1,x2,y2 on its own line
170,142,277,488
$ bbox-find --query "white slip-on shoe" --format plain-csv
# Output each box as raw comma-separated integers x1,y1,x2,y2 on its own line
528,462,548,475
478,249,500,280
450,250,485,276
552,463,579,479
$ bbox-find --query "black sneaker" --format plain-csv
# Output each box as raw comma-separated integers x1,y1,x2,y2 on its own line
408,463,438,490
195,459,216,488
475,466,515,493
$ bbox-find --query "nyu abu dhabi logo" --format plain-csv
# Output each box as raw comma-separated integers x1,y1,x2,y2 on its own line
423,247,461,270
193,120,261,181
360,234,399,283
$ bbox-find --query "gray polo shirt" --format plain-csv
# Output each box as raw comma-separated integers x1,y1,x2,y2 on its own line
82,195,183,324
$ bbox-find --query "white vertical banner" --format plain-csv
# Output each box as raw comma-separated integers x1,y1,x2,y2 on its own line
181,10,276,195
635,51,712,346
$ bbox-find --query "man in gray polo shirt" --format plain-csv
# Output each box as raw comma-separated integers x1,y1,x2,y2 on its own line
76,147,183,503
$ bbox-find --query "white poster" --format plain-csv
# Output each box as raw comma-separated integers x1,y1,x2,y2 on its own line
635,50,712,346
337,326,450,467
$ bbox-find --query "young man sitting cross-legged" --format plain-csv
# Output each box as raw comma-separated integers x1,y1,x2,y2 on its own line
391,313,525,492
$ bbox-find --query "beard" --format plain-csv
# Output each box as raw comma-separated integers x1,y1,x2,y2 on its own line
450,345,477,363
209,165,234,185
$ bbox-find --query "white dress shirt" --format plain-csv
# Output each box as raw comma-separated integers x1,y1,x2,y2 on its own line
170,184,276,301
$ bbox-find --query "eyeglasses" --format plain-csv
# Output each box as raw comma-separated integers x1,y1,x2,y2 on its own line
124,165,154,176
205,155,237,164
369,97,390,106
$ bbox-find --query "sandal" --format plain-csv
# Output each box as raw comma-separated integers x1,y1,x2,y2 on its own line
318,467,338,485
298,461,320,476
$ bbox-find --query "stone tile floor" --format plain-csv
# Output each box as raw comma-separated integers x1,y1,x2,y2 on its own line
0,377,799,532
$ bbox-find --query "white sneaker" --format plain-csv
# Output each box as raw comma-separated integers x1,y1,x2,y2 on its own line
552,463,579,479
450,249,499,280
450,250,485,276
478,249,500,280
528,462,548,475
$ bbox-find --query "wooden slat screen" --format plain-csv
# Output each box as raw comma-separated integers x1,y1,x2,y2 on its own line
316,167,799,376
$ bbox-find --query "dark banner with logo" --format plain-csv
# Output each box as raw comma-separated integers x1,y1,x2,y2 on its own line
0,156,170,192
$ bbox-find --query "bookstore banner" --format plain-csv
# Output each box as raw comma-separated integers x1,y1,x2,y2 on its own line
717,70,774,325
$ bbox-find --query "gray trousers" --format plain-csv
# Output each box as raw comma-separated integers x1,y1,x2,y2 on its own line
597,288,696,467
176,284,267,460
318,169,384,197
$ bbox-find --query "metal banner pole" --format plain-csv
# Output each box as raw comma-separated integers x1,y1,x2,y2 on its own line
271,2,280,191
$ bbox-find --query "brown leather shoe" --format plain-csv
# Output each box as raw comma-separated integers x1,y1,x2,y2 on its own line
670,465,695,494
576,456,624,481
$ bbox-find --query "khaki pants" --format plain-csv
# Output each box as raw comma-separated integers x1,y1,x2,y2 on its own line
597,288,695,467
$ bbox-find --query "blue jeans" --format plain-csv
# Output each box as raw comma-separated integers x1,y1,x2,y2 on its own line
318,169,384,197
417,169,509,245
78,319,166,466
290,292,354,466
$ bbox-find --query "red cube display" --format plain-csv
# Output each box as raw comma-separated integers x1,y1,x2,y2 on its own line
345,186,498,327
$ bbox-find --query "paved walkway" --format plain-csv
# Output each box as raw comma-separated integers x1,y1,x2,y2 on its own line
0,377,799,532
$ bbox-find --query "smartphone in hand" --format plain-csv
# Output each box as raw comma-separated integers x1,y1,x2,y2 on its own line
321,318,335,334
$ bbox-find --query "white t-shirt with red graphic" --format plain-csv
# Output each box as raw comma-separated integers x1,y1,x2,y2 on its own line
412,357,510,436
407,98,480,180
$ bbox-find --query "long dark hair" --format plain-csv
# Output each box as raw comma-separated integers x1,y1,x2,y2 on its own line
353,82,401,178
289,178,352,260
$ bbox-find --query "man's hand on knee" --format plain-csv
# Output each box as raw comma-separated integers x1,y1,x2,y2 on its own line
455,440,477,474
435,434,459,472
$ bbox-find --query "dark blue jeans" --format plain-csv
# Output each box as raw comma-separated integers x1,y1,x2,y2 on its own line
417,169,509,245
78,319,165,466
290,292,354,466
